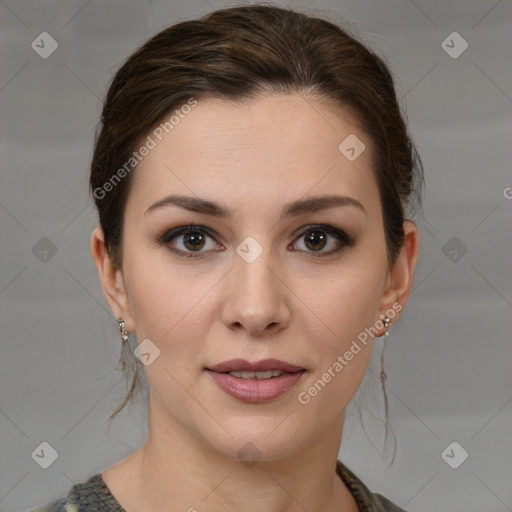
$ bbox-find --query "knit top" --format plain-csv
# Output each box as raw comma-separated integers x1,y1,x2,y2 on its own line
30,459,407,512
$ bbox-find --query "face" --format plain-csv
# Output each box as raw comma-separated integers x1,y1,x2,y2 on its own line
93,93,417,462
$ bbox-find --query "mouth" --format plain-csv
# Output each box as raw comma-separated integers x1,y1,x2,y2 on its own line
206,358,306,374
223,369,288,380
205,358,307,403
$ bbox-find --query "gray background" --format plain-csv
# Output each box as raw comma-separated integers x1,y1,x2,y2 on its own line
1,0,511,511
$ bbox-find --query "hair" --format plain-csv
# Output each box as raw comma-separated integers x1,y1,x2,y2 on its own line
90,3,424,461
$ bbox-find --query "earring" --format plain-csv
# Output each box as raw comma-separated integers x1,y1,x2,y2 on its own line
116,318,129,372
380,316,391,381
117,318,129,344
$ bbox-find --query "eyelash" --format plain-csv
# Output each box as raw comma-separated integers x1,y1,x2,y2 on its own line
156,224,354,260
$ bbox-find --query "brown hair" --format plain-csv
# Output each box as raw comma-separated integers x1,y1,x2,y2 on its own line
90,4,424,455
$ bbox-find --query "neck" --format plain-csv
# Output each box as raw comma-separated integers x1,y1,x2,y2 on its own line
104,395,359,512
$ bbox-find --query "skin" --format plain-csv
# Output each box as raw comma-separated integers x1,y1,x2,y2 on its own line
91,93,419,512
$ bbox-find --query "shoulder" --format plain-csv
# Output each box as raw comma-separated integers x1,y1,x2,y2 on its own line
28,472,125,512
336,459,408,512
371,492,408,511
28,497,78,512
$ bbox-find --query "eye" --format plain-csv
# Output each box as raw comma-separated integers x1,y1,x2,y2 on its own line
157,223,353,259
158,225,221,258
291,224,353,257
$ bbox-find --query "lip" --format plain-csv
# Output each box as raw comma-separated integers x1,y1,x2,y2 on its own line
205,369,306,403
206,358,305,373
205,359,307,404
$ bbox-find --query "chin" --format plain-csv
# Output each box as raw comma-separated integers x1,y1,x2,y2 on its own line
198,420,308,464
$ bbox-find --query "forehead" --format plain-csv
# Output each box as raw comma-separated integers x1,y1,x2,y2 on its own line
129,93,378,216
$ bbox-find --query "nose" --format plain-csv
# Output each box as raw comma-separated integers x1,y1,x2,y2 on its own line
221,244,291,337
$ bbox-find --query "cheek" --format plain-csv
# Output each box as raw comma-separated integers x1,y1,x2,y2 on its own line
122,247,194,340
298,263,384,347
122,255,210,399
294,276,380,416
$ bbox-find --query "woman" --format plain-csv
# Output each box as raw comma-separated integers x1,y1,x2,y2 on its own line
32,4,422,511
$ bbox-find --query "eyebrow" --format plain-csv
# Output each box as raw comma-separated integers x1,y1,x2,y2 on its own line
144,193,366,219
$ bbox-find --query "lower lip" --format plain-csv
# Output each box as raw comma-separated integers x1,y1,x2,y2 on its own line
205,370,306,403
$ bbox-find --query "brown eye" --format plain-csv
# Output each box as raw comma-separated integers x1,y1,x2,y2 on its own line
303,230,328,252
158,226,221,258
182,231,207,251
292,224,354,257
158,223,353,260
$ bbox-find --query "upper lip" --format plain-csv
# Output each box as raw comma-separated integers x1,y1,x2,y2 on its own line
206,358,305,373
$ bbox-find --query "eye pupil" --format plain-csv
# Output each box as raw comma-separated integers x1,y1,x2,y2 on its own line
305,231,327,251
184,232,205,250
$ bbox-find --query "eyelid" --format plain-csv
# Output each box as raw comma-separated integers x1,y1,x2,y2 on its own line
157,223,353,258
157,225,221,253
293,223,353,245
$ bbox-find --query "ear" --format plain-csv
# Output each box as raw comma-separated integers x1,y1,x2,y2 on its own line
90,225,135,333
378,220,420,329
